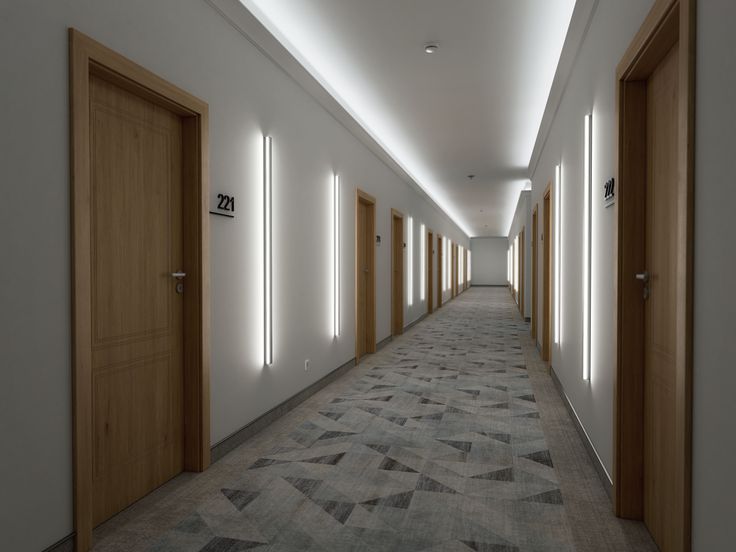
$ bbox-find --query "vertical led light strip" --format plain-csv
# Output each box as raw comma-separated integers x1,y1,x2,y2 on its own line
459,246,463,287
443,237,448,290
554,163,562,345
582,115,592,380
468,251,471,283
407,217,413,306
420,224,426,301
333,173,340,338
263,136,273,366
514,237,519,293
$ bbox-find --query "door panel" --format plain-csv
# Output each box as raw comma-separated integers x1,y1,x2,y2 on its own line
643,44,679,550
427,231,434,313
90,75,184,525
437,236,443,308
543,191,551,362
391,213,404,335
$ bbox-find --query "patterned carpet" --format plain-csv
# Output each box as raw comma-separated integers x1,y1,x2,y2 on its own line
145,288,575,552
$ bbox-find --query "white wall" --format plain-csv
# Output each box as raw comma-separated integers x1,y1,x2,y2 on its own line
470,238,508,286
692,1,736,548
0,1,468,550
529,0,655,486
508,191,532,318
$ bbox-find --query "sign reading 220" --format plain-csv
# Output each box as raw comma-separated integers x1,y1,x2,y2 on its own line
216,194,235,213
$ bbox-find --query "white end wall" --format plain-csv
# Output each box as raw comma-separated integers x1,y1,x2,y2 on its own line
470,238,508,286
0,1,468,550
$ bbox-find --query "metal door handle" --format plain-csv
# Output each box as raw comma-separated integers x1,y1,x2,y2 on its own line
171,272,187,279
635,272,649,283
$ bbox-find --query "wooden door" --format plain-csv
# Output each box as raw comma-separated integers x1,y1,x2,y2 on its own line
643,44,679,550
427,231,434,313
451,244,457,297
355,191,376,361
437,235,443,308
463,249,468,291
543,189,551,361
391,210,404,335
519,228,525,317
532,206,538,339
89,74,185,525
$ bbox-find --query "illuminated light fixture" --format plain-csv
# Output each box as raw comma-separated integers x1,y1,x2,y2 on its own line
514,236,519,294
443,237,448,290
554,163,562,345
420,223,426,301
424,43,439,54
583,115,592,381
333,173,340,338
263,136,273,366
468,251,472,283
407,217,413,306
459,246,464,287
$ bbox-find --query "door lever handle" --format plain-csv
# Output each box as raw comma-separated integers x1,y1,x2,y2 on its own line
635,272,649,283
171,272,187,280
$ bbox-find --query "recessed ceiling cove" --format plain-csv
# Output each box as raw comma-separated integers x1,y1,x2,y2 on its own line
240,0,575,237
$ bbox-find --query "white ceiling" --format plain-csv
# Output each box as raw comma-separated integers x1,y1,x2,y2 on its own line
239,0,575,237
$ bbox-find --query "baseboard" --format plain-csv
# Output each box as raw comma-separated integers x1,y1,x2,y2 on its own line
404,312,429,332
43,533,74,552
549,367,614,499
376,335,392,351
469,284,507,287
211,356,356,462
524,317,531,322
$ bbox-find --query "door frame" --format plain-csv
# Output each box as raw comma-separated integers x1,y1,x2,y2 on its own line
355,189,376,362
519,227,525,317
391,209,404,335
436,235,443,308
427,229,434,313
532,206,538,339
69,29,210,551
542,186,551,362
613,1,694,550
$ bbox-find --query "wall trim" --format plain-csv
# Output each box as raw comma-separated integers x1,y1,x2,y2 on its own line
404,312,429,332
550,367,614,498
470,284,507,288
43,534,74,552
211,356,357,462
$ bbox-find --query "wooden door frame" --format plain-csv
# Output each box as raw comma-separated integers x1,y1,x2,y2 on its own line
613,2,694,549
436,235,443,308
519,227,525,317
355,189,376,362
542,186,551,362
427,229,434,313
463,248,468,291
532,206,538,339
69,29,210,551
391,208,404,335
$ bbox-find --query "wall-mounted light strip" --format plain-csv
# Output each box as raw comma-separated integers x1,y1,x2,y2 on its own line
468,251,472,283
458,245,464,287
420,223,426,301
514,236,519,294
554,163,562,345
407,216,413,306
263,136,273,366
443,237,448,290
333,173,340,338
582,115,592,381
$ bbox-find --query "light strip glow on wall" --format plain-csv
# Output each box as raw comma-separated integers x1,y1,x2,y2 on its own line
582,115,592,380
420,223,426,301
333,173,340,338
263,136,273,366
468,251,472,283
555,163,562,345
443,237,448,290
407,216,413,306
514,236,519,293
459,245,464,287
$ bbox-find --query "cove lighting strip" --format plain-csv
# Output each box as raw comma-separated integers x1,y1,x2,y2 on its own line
583,115,592,380
263,136,273,366
555,163,562,345
468,251,472,283
333,173,340,338
420,224,426,301
407,217,413,306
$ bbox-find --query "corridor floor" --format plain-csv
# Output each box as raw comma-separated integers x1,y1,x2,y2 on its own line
94,288,656,552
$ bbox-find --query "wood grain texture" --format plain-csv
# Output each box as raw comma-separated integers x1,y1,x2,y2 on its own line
70,28,209,551
613,2,694,549
355,190,376,362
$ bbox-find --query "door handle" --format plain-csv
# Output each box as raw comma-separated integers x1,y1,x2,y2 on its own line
635,271,649,283
171,272,187,280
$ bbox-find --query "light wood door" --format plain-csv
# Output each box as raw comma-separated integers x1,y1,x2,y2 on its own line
90,75,184,525
437,236,443,308
391,211,404,335
543,190,551,361
532,207,538,339
427,231,434,313
643,44,679,551
519,228,525,316
356,192,375,361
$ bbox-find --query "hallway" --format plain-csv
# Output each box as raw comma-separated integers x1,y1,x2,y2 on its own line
93,288,655,552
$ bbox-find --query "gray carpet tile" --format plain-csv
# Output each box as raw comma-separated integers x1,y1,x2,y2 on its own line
92,288,657,552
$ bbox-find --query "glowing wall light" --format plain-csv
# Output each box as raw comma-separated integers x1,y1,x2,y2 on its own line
468,251,472,283
263,136,273,366
554,163,562,345
582,115,592,380
458,245,464,287
443,237,448,290
333,173,340,338
513,236,519,294
407,217,413,306
420,224,426,301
